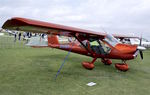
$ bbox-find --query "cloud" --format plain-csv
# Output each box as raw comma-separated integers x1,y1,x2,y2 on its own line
0,0,150,40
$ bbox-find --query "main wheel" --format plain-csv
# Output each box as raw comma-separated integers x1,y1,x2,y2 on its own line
101,59,112,65
82,62,94,70
115,63,129,71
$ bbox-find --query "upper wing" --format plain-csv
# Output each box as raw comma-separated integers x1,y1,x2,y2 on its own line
2,17,138,39
113,34,139,39
2,17,105,39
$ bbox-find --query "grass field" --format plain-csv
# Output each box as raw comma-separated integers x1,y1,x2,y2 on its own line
0,35,150,95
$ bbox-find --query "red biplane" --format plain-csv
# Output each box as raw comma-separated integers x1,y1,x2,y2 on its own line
2,17,146,71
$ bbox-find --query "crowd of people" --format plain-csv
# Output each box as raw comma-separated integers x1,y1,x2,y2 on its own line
14,32,46,42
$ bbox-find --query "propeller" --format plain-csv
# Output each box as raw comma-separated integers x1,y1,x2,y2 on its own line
132,34,145,63
139,34,144,60
139,34,142,46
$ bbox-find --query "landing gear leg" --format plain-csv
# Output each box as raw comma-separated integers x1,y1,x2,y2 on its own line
82,58,97,70
101,58,112,65
115,60,129,72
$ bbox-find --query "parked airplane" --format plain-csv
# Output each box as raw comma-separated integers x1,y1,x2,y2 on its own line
2,17,146,71
120,38,150,48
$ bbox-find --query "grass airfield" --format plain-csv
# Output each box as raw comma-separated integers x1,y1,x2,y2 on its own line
0,35,150,95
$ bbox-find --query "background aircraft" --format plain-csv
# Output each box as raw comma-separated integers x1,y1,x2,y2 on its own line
123,38,150,48
2,17,146,71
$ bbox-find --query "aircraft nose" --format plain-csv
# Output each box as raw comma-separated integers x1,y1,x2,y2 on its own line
137,46,146,51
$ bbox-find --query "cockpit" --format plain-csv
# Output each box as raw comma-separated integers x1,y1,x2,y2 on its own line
67,34,119,55
85,34,117,55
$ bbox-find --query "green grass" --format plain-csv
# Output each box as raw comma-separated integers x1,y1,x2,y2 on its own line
0,35,150,95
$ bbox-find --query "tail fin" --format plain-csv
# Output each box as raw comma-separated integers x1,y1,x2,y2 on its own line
48,35,59,46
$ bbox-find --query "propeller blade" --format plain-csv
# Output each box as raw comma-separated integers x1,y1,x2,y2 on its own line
140,38,142,46
139,50,143,60
139,34,142,46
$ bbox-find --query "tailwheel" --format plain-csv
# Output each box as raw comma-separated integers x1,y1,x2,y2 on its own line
115,63,129,72
82,62,94,70
101,58,112,65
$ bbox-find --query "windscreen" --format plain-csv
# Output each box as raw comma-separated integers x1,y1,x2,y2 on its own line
104,34,119,47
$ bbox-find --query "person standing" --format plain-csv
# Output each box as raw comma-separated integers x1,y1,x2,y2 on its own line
23,32,26,40
18,32,21,41
14,32,17,42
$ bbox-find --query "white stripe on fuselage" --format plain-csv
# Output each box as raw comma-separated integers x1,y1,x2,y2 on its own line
59,45,70,49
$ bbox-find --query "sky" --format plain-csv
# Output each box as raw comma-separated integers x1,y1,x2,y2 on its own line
0,0,150,40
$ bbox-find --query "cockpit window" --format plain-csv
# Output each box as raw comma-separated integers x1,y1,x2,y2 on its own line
104,34,119,47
